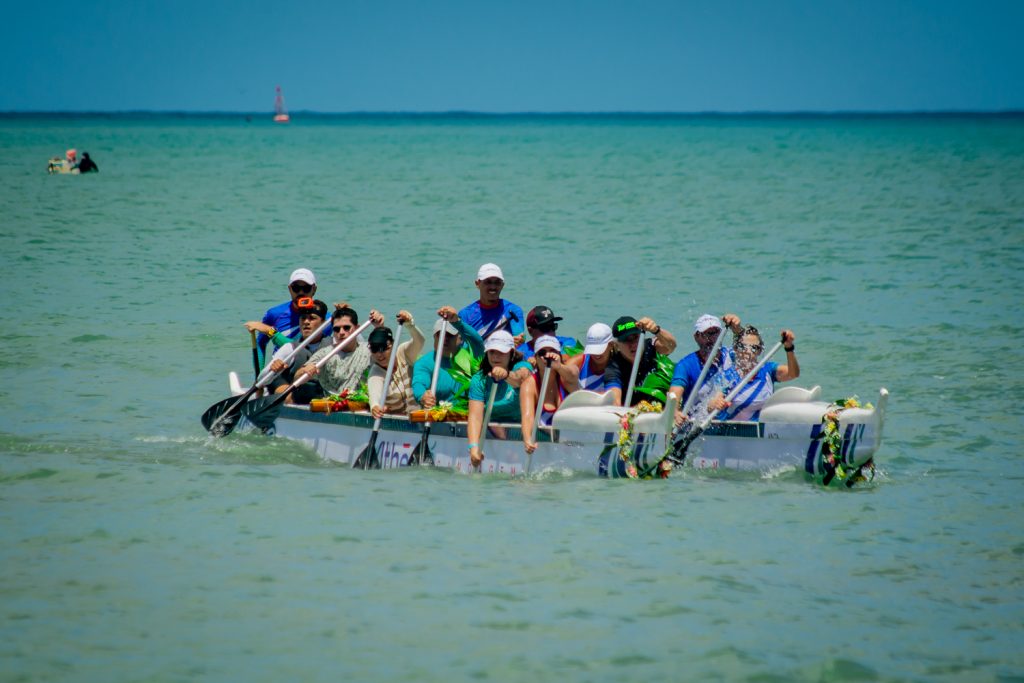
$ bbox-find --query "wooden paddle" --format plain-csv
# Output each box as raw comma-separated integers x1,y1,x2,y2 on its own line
354,325,403,470
414,317,448,465
202,317,333,436
249,330,262,381
239,319,374,433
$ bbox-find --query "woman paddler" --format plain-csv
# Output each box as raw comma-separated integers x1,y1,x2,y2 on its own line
519,335,580,454
367,310,425,418
466,331,533,469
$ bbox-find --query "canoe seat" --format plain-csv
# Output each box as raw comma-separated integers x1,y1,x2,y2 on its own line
760,385,821,409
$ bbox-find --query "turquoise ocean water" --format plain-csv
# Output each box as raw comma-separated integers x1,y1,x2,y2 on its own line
1,113,1022,682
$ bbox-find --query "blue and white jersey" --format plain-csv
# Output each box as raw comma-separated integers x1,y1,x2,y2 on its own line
718,362,779,421
258,301,302,354
458,299,525,340
578,355,606,392
670,348,741,411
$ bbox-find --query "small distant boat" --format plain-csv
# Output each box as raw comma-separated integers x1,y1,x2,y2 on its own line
273,86,290,123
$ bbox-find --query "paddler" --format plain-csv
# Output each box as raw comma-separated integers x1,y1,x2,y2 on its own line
667,313,743,422
259,298,329,403
246,268,325,364
519,335,580,452
466,330,533,468
367,310,425,418
458,263,525,344
707,326,800,421
297,303,384,399
516,305,579,359
568,323,614,392
412,305,485,409
604,315,677,406
77,152,98,173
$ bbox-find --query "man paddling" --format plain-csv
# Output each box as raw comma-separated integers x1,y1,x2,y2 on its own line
458,263,525,344
246,268,325,366
516,305,579,359
412,306,485,409
604,315,677,406
297,303,384,399
260,298,330,403
668,313,743,421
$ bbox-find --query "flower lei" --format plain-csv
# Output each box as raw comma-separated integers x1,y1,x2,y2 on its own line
615,401,663,479
821,396,875,485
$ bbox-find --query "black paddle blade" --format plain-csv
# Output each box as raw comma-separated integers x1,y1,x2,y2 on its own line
353,431,382,470
415,427,433,466
668,424,705,464
240,395,285,433
201,396,245,437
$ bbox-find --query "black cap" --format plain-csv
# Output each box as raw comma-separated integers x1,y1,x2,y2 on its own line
368,327,394,350
527,305,563,328
612,316,641,339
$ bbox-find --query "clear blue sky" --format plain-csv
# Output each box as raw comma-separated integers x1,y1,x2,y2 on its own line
5,0,1022,112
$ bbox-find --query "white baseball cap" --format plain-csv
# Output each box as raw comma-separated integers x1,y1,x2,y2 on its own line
289,268,316,286
476,263,504,281
484,330,515,353
433,318,458,336
694,314,723,333
533,335,560,353
583,323,613,355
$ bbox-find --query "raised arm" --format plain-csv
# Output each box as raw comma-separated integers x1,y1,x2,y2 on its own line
774,329,800,382
637,317,676,355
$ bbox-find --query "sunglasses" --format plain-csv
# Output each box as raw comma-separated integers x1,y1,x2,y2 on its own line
534,323,558,334
370,344,390,353
737,342,764,353
333,324,354,333
290,283,313,295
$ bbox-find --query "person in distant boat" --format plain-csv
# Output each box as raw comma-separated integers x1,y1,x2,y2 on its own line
76,152,98,173
412,306,485,409
368,310,425,418
246,268,325,365
567,323,614,393
706,326,800,421
467,330,533,469
516,305,579,359
519,335,581,453
260,298,329,403
296,303,384,399
458,263,525,344
604,315,677,406
65,149,78,171
667,313,744,423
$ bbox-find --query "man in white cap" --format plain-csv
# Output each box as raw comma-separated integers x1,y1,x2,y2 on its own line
458,263,525,343
245,268,324,364
412,305,485,409
568,323,615,392
668,313,743,413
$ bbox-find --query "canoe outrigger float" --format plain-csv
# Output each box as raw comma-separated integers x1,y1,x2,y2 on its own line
225,372,888,485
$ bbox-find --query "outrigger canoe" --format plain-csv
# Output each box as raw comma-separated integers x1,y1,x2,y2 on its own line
225,373,888,485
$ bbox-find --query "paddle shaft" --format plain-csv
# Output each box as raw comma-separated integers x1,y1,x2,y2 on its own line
364,325,404,469
622,332,646,407
473,380,500,472
525,361,552,476
249,330,261,380
680,326,730,417
416,318,449,464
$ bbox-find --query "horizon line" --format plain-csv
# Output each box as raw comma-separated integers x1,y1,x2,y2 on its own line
3,108,1023,118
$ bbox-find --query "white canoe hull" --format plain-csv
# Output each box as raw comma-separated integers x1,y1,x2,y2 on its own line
235,379,888,483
